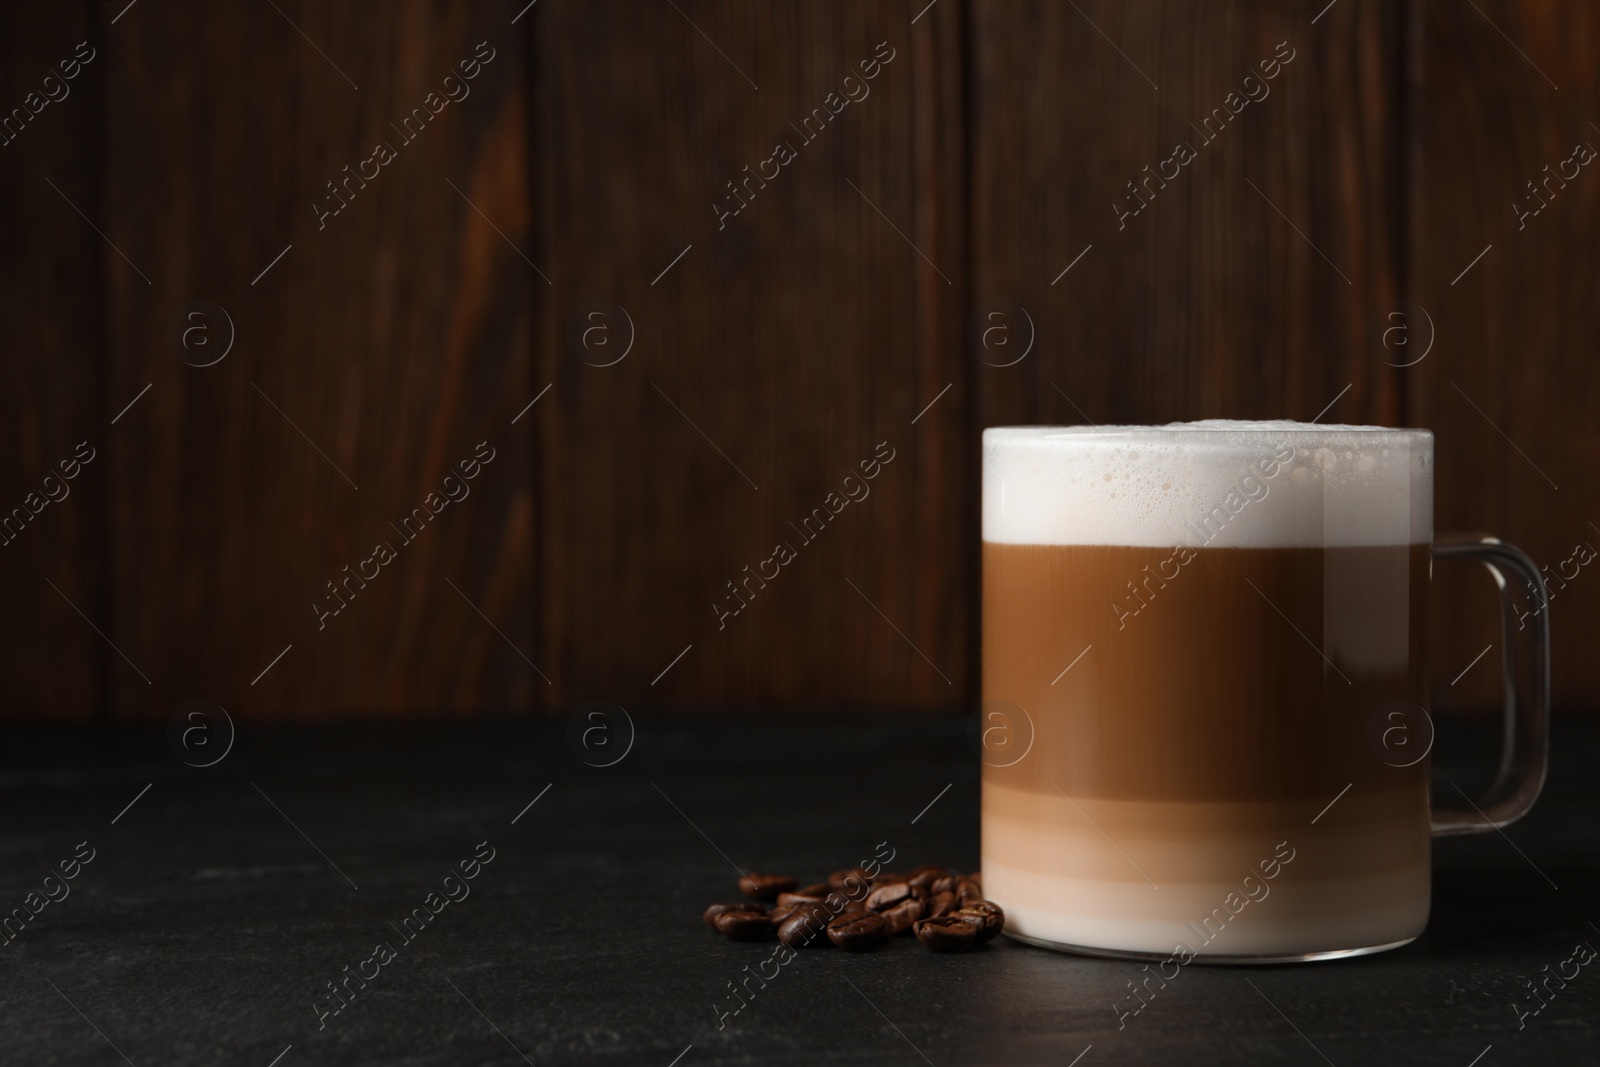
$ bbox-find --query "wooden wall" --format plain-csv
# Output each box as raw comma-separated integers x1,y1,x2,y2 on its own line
0,0,1593,720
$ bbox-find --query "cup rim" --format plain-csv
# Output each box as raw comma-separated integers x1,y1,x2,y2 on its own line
983,423,1433,444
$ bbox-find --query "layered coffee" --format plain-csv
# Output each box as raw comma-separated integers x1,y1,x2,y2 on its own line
981,423,1434,959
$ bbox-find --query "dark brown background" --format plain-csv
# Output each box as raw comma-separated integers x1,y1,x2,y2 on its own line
0,0,1592,722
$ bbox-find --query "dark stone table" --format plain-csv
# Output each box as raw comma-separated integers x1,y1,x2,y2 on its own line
2,712,1596,1066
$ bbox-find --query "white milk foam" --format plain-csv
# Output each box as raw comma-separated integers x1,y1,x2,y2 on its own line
983,421,1432,548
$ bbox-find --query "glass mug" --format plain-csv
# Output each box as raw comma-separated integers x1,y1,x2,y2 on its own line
980,422,1550,963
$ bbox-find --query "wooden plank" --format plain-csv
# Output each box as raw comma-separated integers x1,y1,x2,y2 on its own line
102,1,536,718
0,6,104,720
532,1,970,707
39,0,1593,723
969,0,1403,431
1409,0,1600,710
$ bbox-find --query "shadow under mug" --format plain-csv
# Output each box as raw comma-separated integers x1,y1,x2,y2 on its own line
978,425,1550,963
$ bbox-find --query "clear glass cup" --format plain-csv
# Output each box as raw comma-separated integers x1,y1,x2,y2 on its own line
980,423,1550,963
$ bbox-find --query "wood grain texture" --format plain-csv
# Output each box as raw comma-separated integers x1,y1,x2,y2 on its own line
101,0,536,719
1409,0,1600,710
532,0,970,708
968,0,1404,430
0,5,104,719
3,0,1597,721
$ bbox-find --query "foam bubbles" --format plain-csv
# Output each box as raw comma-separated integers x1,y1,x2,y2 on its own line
983,421,1432,548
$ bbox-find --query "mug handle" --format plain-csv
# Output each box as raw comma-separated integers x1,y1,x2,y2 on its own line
1430,533,1551,836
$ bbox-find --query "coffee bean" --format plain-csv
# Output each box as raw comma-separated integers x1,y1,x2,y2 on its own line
955,900,1005,944
829,879,872,905
777,902,835,948
776,890,825,908
828,867,873,892
738,872,797,901
708,862,986,952
775,893,846,923
880,896,924,935
827,912,888,951
772,893,850,928
837,899,871,919
844,877,874,901
704,902,765,928
914,915,979,951
865,881,914,911
713,909,776,941
796,889,857,915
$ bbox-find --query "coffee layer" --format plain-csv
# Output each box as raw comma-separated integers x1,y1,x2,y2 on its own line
982,542,1430,801
983,422,1432,548
983,782,1430,955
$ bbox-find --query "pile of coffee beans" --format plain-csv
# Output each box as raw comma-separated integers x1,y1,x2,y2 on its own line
703,865,1004,952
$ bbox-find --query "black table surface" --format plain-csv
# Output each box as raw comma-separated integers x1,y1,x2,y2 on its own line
2,712,1596,1067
